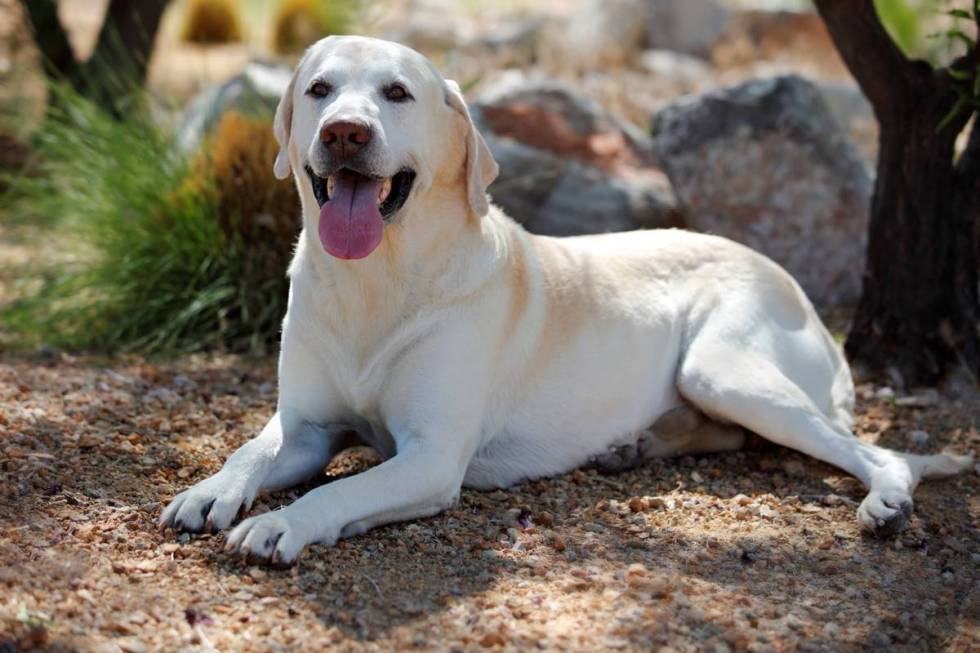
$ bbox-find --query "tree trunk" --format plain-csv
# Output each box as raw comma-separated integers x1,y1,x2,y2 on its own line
22,0,82,85
815,0,980,388
23,0,168,112
845,77,965,384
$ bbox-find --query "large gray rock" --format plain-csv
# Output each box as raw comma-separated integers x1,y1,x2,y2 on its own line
473,79,680,236
176,63,292,153
651,75,871,305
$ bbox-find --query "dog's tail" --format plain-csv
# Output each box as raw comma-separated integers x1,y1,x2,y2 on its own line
900,450,974,483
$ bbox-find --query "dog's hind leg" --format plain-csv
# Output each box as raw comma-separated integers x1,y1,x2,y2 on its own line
592,404,745,472
676,341,973,537
639,404,746,458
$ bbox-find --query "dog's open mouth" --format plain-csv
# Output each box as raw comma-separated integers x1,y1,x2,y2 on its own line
304,166,416,260
306,166,415,220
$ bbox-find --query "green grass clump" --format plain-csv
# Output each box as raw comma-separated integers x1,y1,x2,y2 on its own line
2,85,297,355
182,0,243,45
272,0,353,55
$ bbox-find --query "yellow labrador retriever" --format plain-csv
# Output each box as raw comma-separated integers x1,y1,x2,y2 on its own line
161,36,972,565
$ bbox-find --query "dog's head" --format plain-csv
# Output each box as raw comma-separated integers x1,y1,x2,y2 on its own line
273,36,498,260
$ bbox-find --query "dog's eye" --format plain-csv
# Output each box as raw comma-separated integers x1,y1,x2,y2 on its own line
384,83,412,102
308,81,331,98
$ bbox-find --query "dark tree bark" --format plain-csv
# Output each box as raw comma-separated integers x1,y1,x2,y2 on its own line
23,0,168,110
814,0,980,387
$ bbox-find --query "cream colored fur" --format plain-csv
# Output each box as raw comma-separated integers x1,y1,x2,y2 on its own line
160,36,973,565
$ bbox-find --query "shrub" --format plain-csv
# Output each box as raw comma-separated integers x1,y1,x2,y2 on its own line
181,0,243,45
191,111,300,314
2,85,299,355
272,0,353,55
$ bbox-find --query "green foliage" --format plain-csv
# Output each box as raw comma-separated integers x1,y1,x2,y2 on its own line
2,85,295,355
937,1,980,133
874,0,925,55
873,0,978,63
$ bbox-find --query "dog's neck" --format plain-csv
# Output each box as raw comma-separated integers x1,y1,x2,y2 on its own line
291,184,510,340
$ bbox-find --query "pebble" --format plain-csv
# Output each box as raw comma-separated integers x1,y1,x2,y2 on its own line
906,430,930,446
875,386,895,400
758,505,778,519
732,494,752,506
117,638,149,653
647,496,668,510
894,390,939,407
822,621,840,636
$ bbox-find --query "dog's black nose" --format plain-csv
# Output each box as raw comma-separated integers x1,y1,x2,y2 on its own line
320,121,372,159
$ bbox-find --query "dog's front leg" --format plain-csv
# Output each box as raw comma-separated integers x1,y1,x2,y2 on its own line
225,436,468,565
159,412,340,533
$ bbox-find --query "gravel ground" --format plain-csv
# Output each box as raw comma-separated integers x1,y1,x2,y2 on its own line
0,353,977,652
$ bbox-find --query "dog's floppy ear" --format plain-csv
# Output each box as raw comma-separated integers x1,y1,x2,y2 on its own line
444,80,498,217
273,66,299,180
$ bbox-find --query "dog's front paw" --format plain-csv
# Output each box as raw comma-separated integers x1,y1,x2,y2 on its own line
159,473,252,534
225,509,325,566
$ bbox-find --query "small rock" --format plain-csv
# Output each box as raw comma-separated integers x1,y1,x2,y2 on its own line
479,631,507,648
907,430,930,446
625,563,647,586
647,496,668,510
732,493,752,506
895,389,940,407
117,638,148,653
875,386,896,400
640,49,712,83
628,497,647,512
782,460,806,477
758,505,778,519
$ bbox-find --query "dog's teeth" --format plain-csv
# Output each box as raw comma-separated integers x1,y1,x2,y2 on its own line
327,176,334,196
378,178,392,204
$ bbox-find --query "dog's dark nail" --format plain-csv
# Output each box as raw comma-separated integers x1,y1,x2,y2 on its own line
200,499,216,522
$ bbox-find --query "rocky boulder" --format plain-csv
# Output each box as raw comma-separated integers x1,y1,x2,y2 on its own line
651,75,871,305
473,79,680,236
176,62,291,153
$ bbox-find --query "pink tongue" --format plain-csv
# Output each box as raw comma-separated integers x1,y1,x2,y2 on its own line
318,170,384,260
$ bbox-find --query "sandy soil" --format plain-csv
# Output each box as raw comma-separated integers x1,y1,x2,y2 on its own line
0,353,977,652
